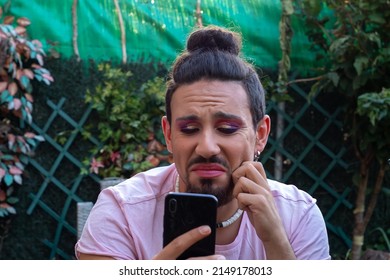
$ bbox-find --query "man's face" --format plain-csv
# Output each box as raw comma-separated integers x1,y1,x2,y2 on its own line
162,79,258,206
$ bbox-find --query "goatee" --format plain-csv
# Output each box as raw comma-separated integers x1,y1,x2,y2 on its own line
186,178,234,207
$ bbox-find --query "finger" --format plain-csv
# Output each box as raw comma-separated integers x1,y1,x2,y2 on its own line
232,168,269,198
233,176,268,198
235,191,255,210
252,161,267,180
232,162,267,186
153,226,211,260
235,190,270,211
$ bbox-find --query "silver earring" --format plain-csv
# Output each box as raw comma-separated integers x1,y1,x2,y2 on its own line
254,151,261,161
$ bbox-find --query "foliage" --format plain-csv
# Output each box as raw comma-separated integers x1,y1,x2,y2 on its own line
366,226,390,253
82,63,170,179
356,88,390,161
296,0,390,259
0,6,53,216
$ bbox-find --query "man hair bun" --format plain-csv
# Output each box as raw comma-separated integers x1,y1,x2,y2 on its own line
186,26,242,55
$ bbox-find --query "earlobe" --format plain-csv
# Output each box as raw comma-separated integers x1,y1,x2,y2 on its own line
255,115,271,152
161,116,173,153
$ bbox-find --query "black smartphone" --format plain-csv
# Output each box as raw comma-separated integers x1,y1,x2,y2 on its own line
163,192,218,260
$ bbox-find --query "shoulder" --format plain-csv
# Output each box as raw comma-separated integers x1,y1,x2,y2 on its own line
99,163,178,206
266,180,330,259
267,179,316,206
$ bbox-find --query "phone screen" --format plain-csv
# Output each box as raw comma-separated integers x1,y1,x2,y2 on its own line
163,192,218,259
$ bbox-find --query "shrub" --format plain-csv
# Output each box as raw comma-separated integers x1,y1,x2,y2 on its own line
0,9,53,217
82,63,171,179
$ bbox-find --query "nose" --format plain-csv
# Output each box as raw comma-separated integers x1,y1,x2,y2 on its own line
195,129,221,158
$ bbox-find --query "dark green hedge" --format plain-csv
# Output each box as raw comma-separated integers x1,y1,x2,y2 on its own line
0,58,388,259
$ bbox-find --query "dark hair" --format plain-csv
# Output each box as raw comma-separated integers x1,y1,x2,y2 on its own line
165,25,266,129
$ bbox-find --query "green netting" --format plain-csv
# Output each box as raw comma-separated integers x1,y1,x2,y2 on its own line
1,0,317,73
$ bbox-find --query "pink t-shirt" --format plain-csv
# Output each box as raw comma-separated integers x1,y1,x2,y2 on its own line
75,164,330,260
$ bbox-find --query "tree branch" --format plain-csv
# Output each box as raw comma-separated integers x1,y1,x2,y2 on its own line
286,75,324,86
113,0,127,64
72,0,80,62
363,162,386,228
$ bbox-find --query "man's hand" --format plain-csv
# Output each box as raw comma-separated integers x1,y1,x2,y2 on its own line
232,161,296,259
153,226,225,260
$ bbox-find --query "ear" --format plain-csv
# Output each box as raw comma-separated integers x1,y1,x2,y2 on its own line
255,115,271,152
161,116,173,153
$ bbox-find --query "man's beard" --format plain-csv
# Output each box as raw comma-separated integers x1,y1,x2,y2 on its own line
186,178,234,207
184,155,234,206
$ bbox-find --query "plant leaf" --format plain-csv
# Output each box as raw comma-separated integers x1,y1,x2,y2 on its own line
16,17,31,27
13,98,22,110
3,15,14,24
353,56,369,76
9,166,23,175
0,82,8,92
13,174,22,185
4,173,13,186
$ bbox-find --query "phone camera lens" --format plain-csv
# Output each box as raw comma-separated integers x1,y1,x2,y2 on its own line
168,198,177,214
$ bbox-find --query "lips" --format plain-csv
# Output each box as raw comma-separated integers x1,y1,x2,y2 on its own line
190,163,226,178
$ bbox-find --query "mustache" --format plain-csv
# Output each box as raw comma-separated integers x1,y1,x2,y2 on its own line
187,155,229,169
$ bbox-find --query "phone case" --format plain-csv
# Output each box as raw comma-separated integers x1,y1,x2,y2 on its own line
163,192,218,259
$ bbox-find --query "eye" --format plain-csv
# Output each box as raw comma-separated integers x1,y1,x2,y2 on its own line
217,123,239,134
180,124,199,135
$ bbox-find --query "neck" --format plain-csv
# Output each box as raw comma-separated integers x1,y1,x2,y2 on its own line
215,199,243,245
216,199,239,222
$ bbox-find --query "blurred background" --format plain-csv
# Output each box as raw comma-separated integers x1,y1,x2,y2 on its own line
0,0,388,260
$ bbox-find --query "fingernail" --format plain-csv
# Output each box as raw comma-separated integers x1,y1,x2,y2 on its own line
215,255,226,260
199,225,211,234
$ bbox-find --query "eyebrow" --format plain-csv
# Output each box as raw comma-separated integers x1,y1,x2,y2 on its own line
175,112,244,122
214,112,243,121
175,114,198,122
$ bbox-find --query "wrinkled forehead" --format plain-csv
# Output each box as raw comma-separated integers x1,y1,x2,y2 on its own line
170,80,251,119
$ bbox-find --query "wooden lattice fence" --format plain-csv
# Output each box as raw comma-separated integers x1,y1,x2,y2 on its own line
21,83,354,259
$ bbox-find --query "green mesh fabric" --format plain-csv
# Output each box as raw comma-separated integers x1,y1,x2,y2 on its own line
1,0,316,73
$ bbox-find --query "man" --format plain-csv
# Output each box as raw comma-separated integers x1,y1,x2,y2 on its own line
75,25,330,260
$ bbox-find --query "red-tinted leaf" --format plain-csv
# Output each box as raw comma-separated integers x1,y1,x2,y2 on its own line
8,82,17,96
14,26,26,35
31,64,41,69
17,17,31,27
37,54,43,65
32,39,43,48
0,202,11,209
3,16,14,24
110,151,121,162
9,166,23,175
0,82,7,92
24,132,36,138
17,135,26,144
16,69,23,80
13,110,22,119
90,158,104,174
42,73,54,82
7,134,15,148
146,155,160,167
0,189,6,201
13,98,22,110
25,93,34,102
23,69,34,79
